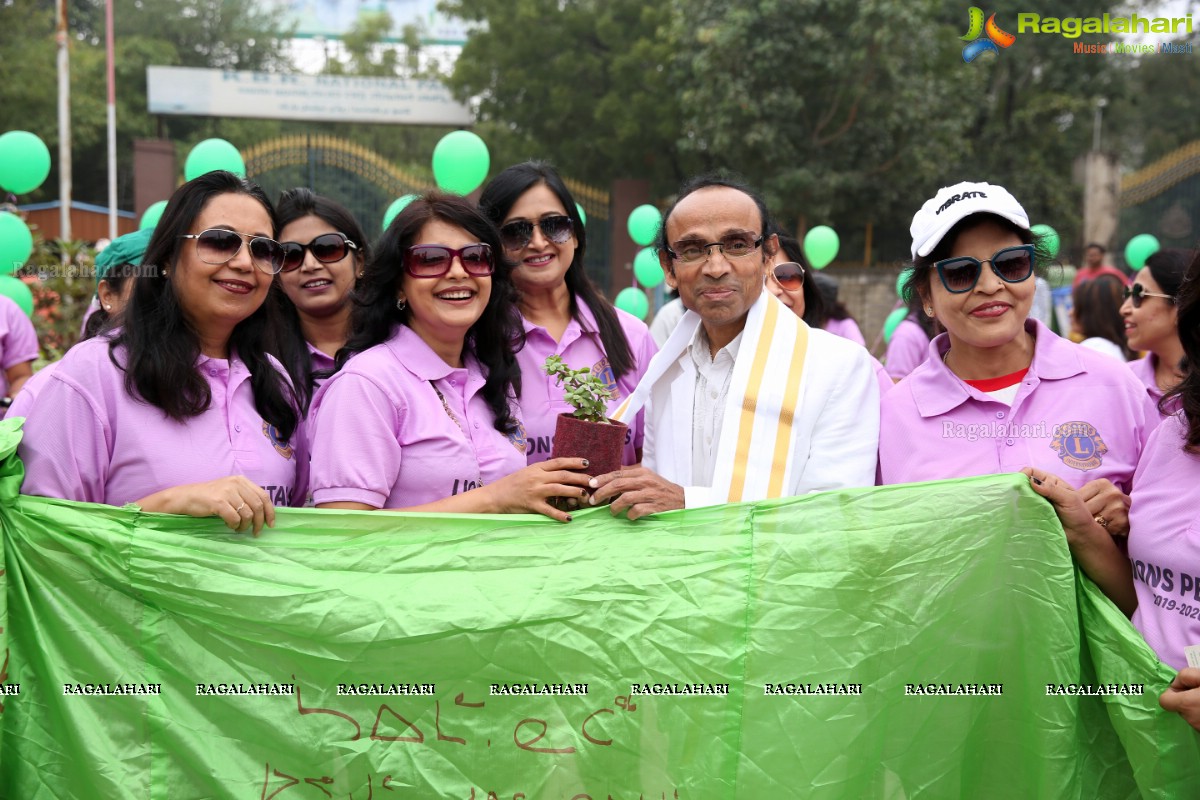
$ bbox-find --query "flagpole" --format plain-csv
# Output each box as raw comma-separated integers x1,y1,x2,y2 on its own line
106,0,117,240
55,0,71,241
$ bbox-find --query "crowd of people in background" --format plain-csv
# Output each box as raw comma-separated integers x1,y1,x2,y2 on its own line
3,168,1198,730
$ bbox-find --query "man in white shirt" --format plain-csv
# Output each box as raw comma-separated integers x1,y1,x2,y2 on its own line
589,175,880,518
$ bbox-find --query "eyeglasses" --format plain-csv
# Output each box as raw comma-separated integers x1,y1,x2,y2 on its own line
934,244,1035,294
666,233,764,264
499,215,574,251
179,229,287,275
1122,282,1175,309
771,261,805,292
279,233,358,273
404,244,495,278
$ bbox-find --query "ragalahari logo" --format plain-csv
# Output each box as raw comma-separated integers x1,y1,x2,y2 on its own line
961,7,1016,62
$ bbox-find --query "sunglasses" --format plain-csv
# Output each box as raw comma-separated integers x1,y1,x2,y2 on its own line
404,244,495,278
179,229,287,275
934,244,1035,294
666,233,764,264
279,233,358,273
499,215,574,250
771,261,805,292
1122,282,1175,309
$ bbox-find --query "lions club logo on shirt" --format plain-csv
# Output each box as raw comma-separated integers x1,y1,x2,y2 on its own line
507,419,529,454
591,357,619,398
1049,421,1107,471
261,421,295,460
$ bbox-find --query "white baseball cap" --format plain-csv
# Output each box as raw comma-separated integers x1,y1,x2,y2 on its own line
910,181,1029,259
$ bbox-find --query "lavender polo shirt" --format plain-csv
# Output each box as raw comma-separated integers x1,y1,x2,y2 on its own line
884,317,931,380
0,294,39,396
18,337,306,507
879,320,1156,491
1128,413,1200,670
308,324,528,508
6,361,59,420
307,341,338,386
823,316,866,347
1127,353,1181,421
871,356,893,398
517,300,657,466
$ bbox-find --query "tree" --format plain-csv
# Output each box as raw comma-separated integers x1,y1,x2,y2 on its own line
444,0,696,193
0,0,294,209
667,0,987,258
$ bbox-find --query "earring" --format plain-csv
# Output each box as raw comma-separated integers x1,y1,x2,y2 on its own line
923,306,933,316
396,298,407,312
103,304,112,311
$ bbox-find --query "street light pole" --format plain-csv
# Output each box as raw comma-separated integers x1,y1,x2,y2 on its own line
55,0,71,241
106,0,117,240
1092,98,1108,152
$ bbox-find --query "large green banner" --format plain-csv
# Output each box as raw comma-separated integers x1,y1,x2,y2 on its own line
0,420,1197,798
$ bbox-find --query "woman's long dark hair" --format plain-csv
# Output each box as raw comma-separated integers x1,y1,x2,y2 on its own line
1073,275,1135,360
478,161,636,380
339,191,525,435
271,187,370,404
1164,251,1200,450
112,170,302,441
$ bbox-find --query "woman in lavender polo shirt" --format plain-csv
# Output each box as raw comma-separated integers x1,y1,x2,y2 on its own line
1122,248,1189,416
1029,252,1200,730
273,188,368,401
308,192,592,521
478,162,657,466
879,181,1157,537
18,171,307,535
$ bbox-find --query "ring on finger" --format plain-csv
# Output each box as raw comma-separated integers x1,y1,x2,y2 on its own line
1094,515,1109,528
236,502,247,513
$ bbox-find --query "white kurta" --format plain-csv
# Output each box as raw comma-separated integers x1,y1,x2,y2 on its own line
620,291,880,507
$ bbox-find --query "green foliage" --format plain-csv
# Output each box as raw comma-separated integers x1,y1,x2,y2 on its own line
443,0,695,193
542,354,613,424
18,235,98,362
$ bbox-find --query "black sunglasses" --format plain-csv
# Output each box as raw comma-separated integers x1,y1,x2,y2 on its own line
404,244,495,278
1122,282,1175,309
499,215,574,251
279,232,358,273
771,261,805,292
178,228,286,275
934,244,1035,294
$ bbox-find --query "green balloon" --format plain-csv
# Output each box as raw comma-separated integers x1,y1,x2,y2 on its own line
576,203,587,226
883,306,908,344
633,247,664,288
431,131,490,195
804,225,839,270
627,205,661,247
0,131,52,194
382,194,418,231
1030,223,1060,259
139,200,168,231
614,287,649,320
184,139,246,181
0,212,33,274
0,275,34,316
1124,233,1161,271
895,267,915,301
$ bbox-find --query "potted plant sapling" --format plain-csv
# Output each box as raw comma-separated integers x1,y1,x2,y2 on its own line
543,354,629,477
